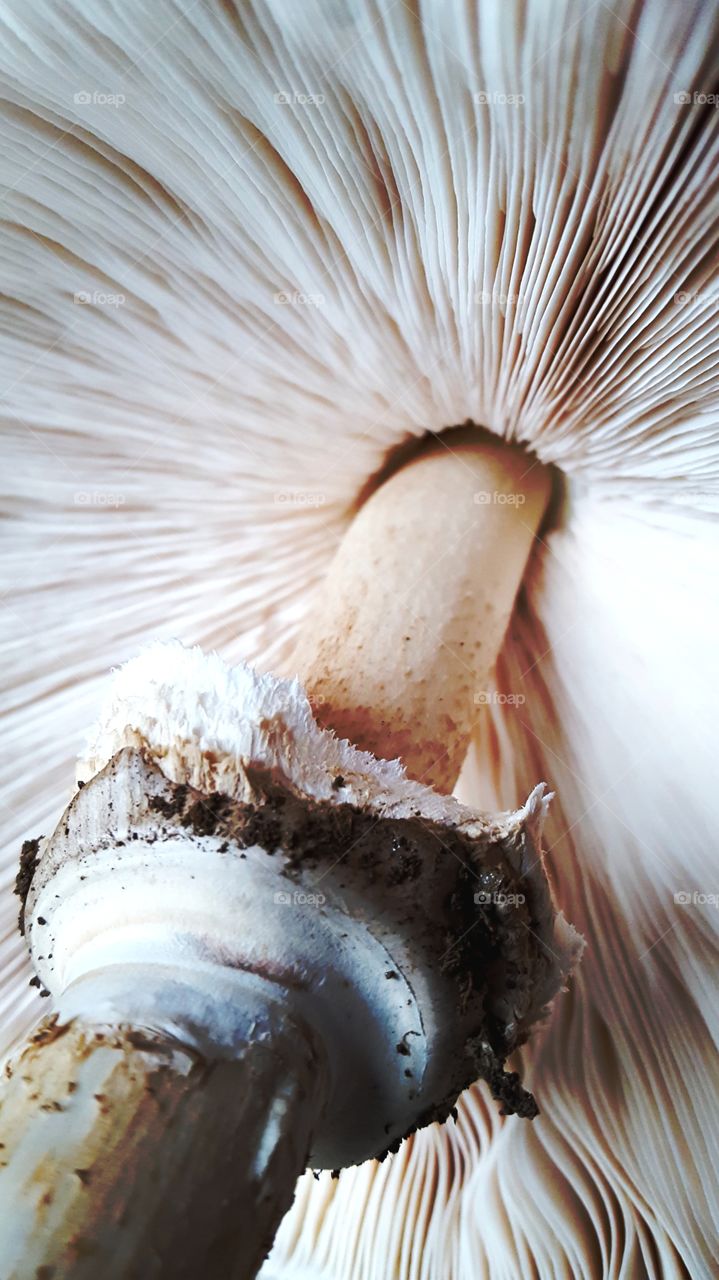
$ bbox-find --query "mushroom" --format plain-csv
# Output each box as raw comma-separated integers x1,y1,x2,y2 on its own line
0,0,717,1278
0,435,582,1275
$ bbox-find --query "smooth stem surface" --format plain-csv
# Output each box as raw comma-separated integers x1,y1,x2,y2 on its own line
0,1010,324,1280
293,435,550,792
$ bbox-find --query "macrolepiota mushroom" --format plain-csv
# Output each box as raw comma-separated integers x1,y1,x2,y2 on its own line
0,436,582,1276
1,0,718,1278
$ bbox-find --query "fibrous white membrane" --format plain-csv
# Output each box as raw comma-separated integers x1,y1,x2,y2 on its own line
1,1,717,1277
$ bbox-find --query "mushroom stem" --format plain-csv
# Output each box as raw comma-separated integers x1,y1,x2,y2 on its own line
0,970,325,1280
0,436,568,1280
292,434,550,791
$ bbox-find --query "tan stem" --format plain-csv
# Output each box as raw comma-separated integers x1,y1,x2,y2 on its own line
292,434,550,792
3,433,550,1279
0,1006,324,1280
